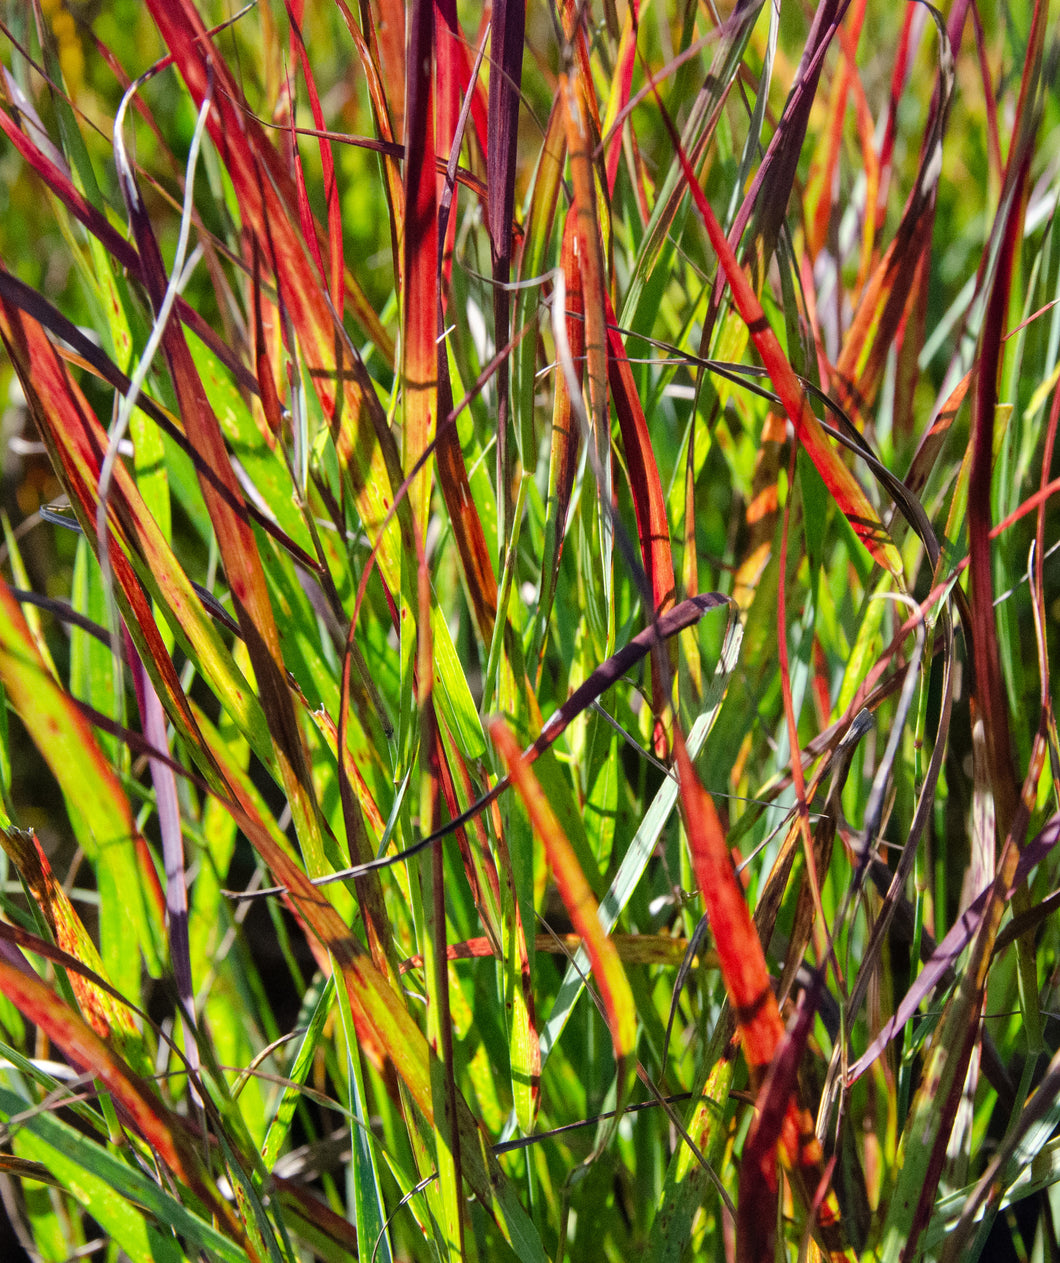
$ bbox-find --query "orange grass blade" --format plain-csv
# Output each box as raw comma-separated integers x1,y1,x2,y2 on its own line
830,3,957,429
562,70,610,486
673,727,784,1085
0,826,148,1070
491,720,636,1065
145,0,405,591
0,287,272,781
218,773,547,1259
402,0,439,542
116,131,330,879
286,3,344,311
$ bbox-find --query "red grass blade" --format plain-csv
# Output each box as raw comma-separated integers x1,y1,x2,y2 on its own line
0,818,147,1068
562,70,609,480
674,727,785,1085
673,726,852,1257
652,89,904,579
145,0,406,590
286,2,344,311
604,289,678,748
602,1,640,198
0,956,252,1248
0,286,237,774
730,0,846,277
0,102,257,392
114,119,333,884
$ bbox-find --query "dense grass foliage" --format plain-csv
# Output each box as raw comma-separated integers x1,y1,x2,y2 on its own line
0,1,1057,1259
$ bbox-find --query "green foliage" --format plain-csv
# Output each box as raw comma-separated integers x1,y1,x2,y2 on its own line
0,1,1057,1260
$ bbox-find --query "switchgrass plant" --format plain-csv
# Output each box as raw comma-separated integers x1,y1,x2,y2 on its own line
0,0,1057,1259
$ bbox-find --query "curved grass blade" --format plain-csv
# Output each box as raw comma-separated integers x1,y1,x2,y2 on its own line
530,205,584,670
0,827,148,1075
0,1085,244,1263
540,600,739,1064
114,80,332,882
145,0,406,592
216,770,548,1260
673,722,852,1257
487,0,526,537
831,1,958,430
0,577,163,991
0,961,248,1248
652,84,904,579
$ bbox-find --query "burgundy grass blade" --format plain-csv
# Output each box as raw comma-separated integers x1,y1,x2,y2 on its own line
847,815,1060,1084
728,0,846,277
487,0,526,525
965,2,1045,840
0,103,256,391
114,90,329,873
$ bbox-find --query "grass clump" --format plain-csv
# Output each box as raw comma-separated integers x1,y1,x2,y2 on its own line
0,1,1057,1260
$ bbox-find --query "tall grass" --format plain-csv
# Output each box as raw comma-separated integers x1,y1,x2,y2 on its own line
0,1,1057,1259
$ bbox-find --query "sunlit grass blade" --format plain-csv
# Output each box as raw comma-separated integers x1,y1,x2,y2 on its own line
0,575,162,992
487,0,526,535
146,0,406,590
115,109,332,888
601,1,639,197
831,2,954,430
730,0,845,279
0,959,245,1241
492,718,636,1089
656,87,905,580
401,0,438,545
0,826,149,1074
530,206,583,670
673,725,852,1255
220,776,547,1259
0,1083,244,1263
541,600,739,1064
